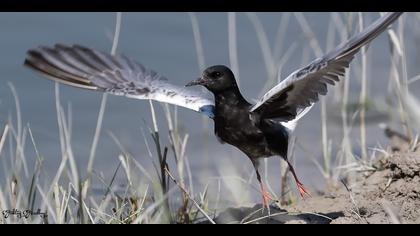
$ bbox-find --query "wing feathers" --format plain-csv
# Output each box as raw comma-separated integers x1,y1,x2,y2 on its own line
24,44,214,116
250,12,402,124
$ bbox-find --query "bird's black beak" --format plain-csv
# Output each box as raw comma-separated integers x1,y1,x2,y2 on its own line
185,77,207,87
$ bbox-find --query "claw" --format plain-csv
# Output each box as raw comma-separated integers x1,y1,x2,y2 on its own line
286,159,311,200
261,189,271,208
296,181,311,199
259,182,272,209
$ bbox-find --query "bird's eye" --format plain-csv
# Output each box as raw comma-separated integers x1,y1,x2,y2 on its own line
213,72,222,77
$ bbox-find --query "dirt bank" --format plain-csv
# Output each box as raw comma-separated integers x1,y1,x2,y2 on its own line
287,150,420,224
211,137,420,224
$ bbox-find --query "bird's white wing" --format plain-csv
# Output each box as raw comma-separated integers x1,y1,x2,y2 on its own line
250,12,402,122
24,44,215,118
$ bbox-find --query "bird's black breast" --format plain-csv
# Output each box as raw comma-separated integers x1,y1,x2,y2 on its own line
213,92,289,159
211,86,291,160
214,112,290,160
214,105,264,145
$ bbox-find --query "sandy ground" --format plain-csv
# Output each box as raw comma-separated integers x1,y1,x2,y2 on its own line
209,135,420,224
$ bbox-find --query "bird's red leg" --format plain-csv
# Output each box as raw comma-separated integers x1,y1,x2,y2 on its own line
254,167,272,208
258,179,271,208
286,159,310,198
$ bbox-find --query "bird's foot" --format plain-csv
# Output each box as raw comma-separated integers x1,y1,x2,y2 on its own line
286,159,311,199
261,189,272,208
258,182,273,210
296,181,311,199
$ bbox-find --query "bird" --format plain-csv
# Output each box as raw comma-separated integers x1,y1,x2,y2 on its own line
24,12,403,208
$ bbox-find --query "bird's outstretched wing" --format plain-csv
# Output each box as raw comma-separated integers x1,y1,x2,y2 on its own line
24,44,215,118
250,12,403,124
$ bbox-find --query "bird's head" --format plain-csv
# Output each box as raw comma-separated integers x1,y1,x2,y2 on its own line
186,65,237,93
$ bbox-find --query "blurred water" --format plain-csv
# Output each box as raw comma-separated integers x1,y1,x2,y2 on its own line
1,12,419,202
